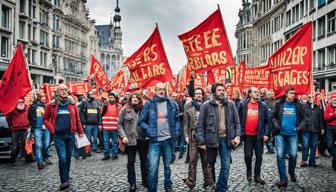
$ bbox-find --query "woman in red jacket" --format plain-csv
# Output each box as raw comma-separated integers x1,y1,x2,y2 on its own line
323,95,336,171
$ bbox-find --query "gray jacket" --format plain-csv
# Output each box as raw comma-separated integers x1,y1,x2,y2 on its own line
197,98,241,148
183,101,198,140
117,104,146,146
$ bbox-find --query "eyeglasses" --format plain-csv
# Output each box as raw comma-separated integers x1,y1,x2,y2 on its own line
253,91,260,94
289,92,296,95
195,93,203,95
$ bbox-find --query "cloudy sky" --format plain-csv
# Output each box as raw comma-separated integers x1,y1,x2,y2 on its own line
87,0,242,74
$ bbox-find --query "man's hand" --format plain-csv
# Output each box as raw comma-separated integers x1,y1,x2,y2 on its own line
198,145,206,150
122,137,129,144
321,129,325,135
185,137,189,144
263,135,268,142
232,136,240,145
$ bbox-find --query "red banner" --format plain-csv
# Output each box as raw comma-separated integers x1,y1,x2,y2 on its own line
194,73,205,88
104,69,125,92
124,26,174,89
269,22,312,98
236,62,246,89
90,55,109,88
0,43,32,115
40,83,59,104
178,8,234,73
66,81,92,95
242,65,271,89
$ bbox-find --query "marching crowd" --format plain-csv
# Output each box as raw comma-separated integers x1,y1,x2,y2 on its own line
4,75,336,192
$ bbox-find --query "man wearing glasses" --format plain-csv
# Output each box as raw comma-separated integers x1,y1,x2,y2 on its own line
271,87,304,188
239,87,269,185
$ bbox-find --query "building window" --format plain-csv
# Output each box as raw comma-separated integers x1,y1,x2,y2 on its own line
19,21,25,39
286,11,291,27
318,16,326,39
40,30,49,46
310,0,316,11
32,50,36,65
53,0,61,7
33,26,37,41
40,9,49,26
318,49,326,70
313,21,317,41
1,5,10,29
300,1,304,19
20,0,26,13
40,52,47,67
328,11,336,36
328,47,336,68
318,0,326,8
1,36,9,58
52,35,60,48
53,15,60,30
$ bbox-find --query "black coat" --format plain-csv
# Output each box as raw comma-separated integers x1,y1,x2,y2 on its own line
80,100,101,125
302,102,324,133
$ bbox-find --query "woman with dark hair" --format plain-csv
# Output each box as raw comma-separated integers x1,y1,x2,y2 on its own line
118,93,149,191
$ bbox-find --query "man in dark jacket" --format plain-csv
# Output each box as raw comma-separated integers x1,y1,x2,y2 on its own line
323,95,336,170
239,87,269,185
265,90,276,154
138,82,180,192
28,92,51,169
300,94,324,167
271,87,304,188
197,82,241,192
80,91,101,153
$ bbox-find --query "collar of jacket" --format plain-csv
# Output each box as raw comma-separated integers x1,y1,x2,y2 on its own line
209,97,228,105
279,97,299,104
50,97,75,106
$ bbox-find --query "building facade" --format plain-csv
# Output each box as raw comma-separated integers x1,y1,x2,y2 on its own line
95,0,123,79
0,0,118,89
236,0,336,92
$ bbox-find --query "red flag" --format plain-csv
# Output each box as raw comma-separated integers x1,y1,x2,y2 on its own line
90,55,109,88
124,26,174,89
269,22,312,98
66,81,92,95
194,73,205,88
236,62,246,89
40,83,59,104
207,70,216,85
0,43,32,115
104,69,125,92
242,65,271,89
178,8,234,73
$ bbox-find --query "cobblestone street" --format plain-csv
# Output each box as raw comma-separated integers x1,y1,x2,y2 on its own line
0,145,335,192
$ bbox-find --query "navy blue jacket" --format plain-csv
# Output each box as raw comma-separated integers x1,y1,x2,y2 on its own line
138,96,180,145
238,98,270,139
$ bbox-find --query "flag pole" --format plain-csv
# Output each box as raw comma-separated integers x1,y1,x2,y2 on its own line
20,43,34,91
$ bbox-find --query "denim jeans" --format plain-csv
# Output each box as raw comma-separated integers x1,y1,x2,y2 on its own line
10,131,28,161
147,138,173,192
207,137,231,192
85,125,98,152
275,134,298,182
326,127,336,161
103,130,119,157
34,128,50,163
175,134,186,153
301,131,318,165
265,136,274,152
54,134,75,184
244,135,264,177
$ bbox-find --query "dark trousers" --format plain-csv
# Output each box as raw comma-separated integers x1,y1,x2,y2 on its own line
11,130,28,161
244,135,264,177
126,139,149,186
186,133,213,187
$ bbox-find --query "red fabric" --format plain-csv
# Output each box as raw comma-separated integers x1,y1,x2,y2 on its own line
324,104,336,126
245,102,259,136
104,69,125,92
102,103,122,130
242,65,271,89
0,43,32,115
268,22,312,98
124,26,173,89
66,81,92,95
6,107,30,132
178,9,234,73
43,101,84,135
90,55,109,88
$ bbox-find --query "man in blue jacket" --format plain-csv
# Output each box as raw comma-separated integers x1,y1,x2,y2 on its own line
139,82,180,192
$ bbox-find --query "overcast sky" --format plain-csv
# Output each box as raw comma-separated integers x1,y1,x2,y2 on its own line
87,0,242,74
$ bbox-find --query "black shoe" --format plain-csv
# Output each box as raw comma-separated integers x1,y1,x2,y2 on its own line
165,188,174,192
37,163,44,170
309,164,318,167
12,159,17,166
102,156,110,161
59,182,70,191
185,158,189,164
44,158,52,165
142,180,148,188
82,155,86,160
183,178,195,189
290,174,297,182
254,176,265,185
332,160,336,170
112,156,119,160
74,156,79,160
178,153,184,159
86,152,92,157
266,151,275,154
275,181,288,188
130,184,136,192
246,170,252,181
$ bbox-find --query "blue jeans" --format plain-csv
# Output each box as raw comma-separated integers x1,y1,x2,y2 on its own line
147,138,173,192
85,125,98,152
54,134,75,184
301,131,318,165
275,134,298,182
103,130,119,157
175,134,186,153
326,127,336,161
266,136,274,152
34,128,50,163
213,137,231,192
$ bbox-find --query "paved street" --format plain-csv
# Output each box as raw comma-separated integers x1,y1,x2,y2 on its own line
0,146,336,192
